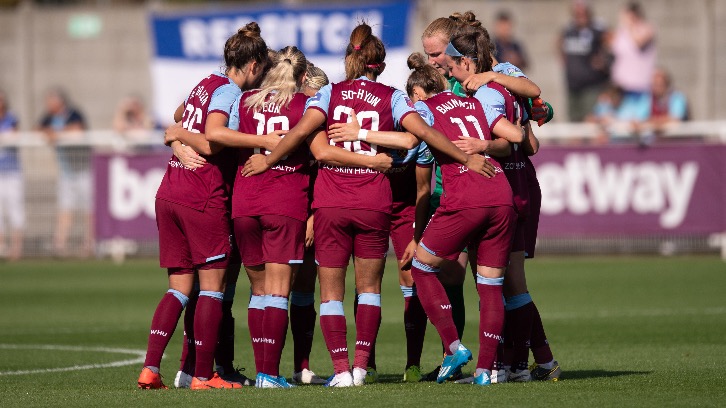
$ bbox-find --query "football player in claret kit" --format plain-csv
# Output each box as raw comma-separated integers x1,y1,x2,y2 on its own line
451,18,560,383
242,23,494,387
137,22,267,391
327,102,435,383
408,38,528,386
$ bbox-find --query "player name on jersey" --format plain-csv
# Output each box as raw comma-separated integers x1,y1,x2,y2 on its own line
433,98,477,115
340,89,382,107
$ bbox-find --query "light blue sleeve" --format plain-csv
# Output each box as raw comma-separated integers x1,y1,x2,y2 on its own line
209,83,241,117
304,84,332,116
391,89,417,129
482,104,504,129
493,62,528,78
669,92,688,120
416,141,434,165
414,100,434,126
227,96,241,130
474,87,507,118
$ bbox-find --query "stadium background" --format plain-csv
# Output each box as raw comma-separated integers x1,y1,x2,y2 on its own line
0,0,724,260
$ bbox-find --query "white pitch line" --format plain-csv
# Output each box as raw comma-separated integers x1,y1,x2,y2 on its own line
0,344,147,376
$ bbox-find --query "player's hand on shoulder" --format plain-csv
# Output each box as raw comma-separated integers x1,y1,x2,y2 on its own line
328,110,361,143
462,72,497,92
369,152,393,173
466,154,495,178
242,154,270,177
453,135,488,155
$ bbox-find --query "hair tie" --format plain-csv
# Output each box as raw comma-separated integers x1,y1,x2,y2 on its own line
353,45,361,50
366,63,381,68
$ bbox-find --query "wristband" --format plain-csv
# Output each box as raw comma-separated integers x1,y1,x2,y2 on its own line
358,129,368,141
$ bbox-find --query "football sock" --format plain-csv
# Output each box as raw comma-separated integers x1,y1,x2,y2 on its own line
261,295,289,377
144,289,188,369
410,257,459,354
444,283,466,339
530,302,555,364
320,300,349,374
194,291,223,380
353,293,381,369
290,291,316,372
353,289,378,369
505,293,535,370
401,285,427,368
476,275,505,372
179,288,198,375
248,294,266,373
215,283,236,373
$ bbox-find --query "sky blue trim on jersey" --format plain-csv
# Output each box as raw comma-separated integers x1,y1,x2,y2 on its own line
223,283,236,302
266,295,289,310
412,257,440,273
249,294,266,310
400,285,417,298
208,72,241,116
391,89,417,129
305,83,332,115
493,62,528,79
228,95,241,131
357,293,381,307
419,241,437,257
476,275,504,286
504,292,533,311
474,87,507,124
416,141,435,166
167,289,189,308
320,300,345,316
414,100,435,126
199,290,224,301
290,291,315,306
205,253,226,263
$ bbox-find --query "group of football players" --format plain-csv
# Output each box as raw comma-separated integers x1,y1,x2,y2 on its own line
137,10,561,390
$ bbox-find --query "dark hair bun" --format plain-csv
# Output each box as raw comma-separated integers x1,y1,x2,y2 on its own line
449,11,481,28
407,52,427,71
240,22,261,37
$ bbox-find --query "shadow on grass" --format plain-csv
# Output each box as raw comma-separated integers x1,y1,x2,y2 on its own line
563,370,652,380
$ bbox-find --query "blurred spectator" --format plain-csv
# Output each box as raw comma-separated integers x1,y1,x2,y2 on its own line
610,2,656,98
646,67,688,131
588,84,649,143
113,95,156,135
492,11,528,72
37,88,93,257
559,0,611,122
0,91,24,261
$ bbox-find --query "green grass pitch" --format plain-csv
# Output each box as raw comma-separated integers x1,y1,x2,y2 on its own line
1,256,725,407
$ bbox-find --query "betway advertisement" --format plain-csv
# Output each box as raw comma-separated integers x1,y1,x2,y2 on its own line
94,144,726,241
149,1,412,125
532,144,725,235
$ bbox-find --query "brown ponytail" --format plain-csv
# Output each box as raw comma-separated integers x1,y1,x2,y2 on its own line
449,27,493,73
405,52,447,98
344,23,386,81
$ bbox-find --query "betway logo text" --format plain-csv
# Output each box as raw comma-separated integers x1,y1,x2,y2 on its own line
538,154,698,228
108,157,165,220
